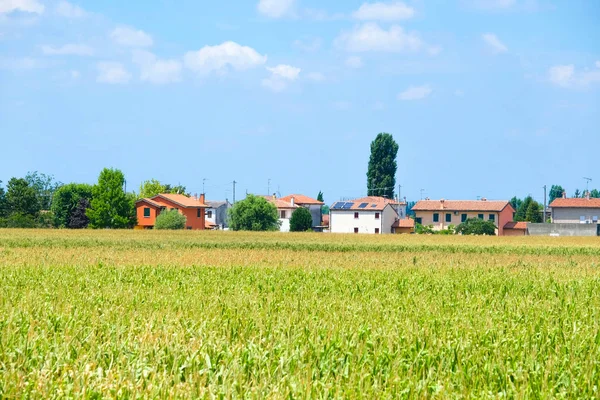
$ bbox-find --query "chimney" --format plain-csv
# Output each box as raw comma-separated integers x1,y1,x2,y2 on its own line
440,199,445,209
562,191,567,199
290,196,295,206
481,197,487,201
272,193,276,200
586,191,591,200
199,193,205,205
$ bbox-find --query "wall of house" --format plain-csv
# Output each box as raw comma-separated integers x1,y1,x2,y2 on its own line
415,211,500,231
552,208,600,224
136,204,159,227
305,204,322,227
497,206,514,236
381,205,397,234
278,208,293,232
394,227,414,234
216,204,230,228
503,228,526,236
206,208,217,226
330,208,391,234
180,208,205,230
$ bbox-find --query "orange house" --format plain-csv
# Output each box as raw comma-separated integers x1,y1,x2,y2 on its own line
135,193,208,230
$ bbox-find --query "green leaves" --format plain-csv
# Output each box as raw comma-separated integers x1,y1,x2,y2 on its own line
367,133,398,199
155,209,186,230
289,207,313,232
87,168,134,229
228,195,280,231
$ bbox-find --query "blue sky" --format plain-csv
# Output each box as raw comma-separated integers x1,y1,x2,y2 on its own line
1,0,599,204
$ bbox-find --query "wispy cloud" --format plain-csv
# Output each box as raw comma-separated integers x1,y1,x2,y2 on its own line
345,56,364,68
548,63,600,88
110,25,153,48
353,2,415,21
0,0,44,14
482,33,508,54
55,1,86,18
306,72,325,82
336,23,422,53
132,50,182,84
293,37,322,52
262,64,301,92
96,62,131,84
257,0,295,18
41,44,93,56
398,85,432,100
184,41,267,75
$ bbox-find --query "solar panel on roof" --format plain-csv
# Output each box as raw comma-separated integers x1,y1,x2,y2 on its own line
358,203,368,209
343,202,354,209
332,202,344,209
371,204,377,208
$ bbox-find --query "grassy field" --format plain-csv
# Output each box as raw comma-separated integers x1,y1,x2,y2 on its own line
1,230,599,398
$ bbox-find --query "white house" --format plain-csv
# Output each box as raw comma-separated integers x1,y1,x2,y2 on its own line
262,195,298,232
279,194,324,228
205,200,232,229
329,196,404,234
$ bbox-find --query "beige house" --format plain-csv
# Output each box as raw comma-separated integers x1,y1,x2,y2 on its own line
412,199,515,236
549,196,600,224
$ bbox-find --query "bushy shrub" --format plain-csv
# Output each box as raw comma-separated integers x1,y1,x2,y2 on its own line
228,195,280,231
455,218,497,235
290,207,313,232
155,210,186,230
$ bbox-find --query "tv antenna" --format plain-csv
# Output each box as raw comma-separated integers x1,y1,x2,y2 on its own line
584,177,592,194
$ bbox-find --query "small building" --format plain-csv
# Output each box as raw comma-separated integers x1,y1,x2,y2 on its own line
392,218,415,234
279,194,324,228
261,195,298,232
550,196,600,224
412,199,515,236
329,196,403,234
503,221,528,236
135,193,208,230
205,200,232,230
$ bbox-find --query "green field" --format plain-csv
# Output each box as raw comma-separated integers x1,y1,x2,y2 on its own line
1,230,599,398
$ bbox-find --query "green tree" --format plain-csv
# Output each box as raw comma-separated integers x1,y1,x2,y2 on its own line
455,218,497,235
154,209,186,230
317,191,324,202
164,184,189,196
321,205,330,215
590,189,600,198
367,133,398,198
0,181,6,218
87,168,132,229
25,171,62,210
68,198,91,229
574,189,581,198
51,183,93,228
6,178,40,216
548,185,565,204
514,196,532,222
228,194,280,231
290,207,313,232
525,200,543,223
138,179,166,199
510,196,523,218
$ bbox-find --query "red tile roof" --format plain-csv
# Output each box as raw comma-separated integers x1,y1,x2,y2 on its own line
258,196,298,209
392,218,415,228
151,194,208,208
412,199,512,212
504,221,528,230
135,198,163,208
280,194,324,205
549,198,600,209
331,196,403,211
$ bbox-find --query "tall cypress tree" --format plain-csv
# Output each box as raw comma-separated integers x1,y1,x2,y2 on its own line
367,133,399,198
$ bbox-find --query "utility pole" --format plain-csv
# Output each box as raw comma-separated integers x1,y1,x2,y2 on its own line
398,185,402,200
543,185,547,223
232,180,236,204
202,178,207,194
420,189,425,200
268,178,271,196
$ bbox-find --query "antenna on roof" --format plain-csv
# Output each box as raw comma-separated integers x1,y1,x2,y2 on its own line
584,177,592,194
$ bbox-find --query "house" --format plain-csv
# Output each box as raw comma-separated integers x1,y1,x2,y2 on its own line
205,200,232,230
279,194,324,228
411,199,515,236
262,195,298,232
550,194,600,224
329,196,404,234
392,218,415,234
503,221,528,236
135,193,208,230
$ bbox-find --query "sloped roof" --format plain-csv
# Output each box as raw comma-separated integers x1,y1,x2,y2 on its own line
206,201,230,209
135,198,163,208
504,221,528,230
412,199,512,212
258,195,298,210
330,196,402,212
549,198,600,209
151,193,208,208
280,194,324,205
392,218,415,228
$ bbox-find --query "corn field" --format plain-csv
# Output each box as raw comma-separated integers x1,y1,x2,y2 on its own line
1,229,599,398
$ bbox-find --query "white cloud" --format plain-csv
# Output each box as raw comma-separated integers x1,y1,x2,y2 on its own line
262,64,301,92
336,23,422,53
41,44,93,56
55,1,86,18
353,2,415,21
0,0,44,14
132,50,182,84
307,72,325,82
257,0,295,18
110,26,153,48
96,62,131,84
293,37,322,52
0,57,46,69
482,33,508,54
345,55,363,68
398,85,432,100
548,63,600,88
184,41,267,74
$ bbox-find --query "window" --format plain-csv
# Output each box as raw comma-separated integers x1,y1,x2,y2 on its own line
415,217,422,225
433,213,439,222
354,227,359,233
206,210,212,218
354,212,359,219
489,214,495,222
143,207,150,218
280,210,286,219
375,213,380,219
186,226,192,230
197,209,202,218
445,213,452,223
580,216,586,224
375,228,380,234
593,216,598,223
461,214,467,223
478,214,484,220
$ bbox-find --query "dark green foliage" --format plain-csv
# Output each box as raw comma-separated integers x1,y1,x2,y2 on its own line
6,178,40,216
510,197,522,214
515,196,532,222
574,189,581,198
290,207,313,232
406,201,416,217
548,185,565,204
154,210,186,230
228,195,280,231
51,183,93,228
317,191,324,202
590,189,599,198
367,133,398,198
455,218,497,235
415,223,435,234
25,171,62,210
68,198,91,229
164,184,189,196
0,181,6,218
321,205,330,215
0,212,37,228
525,201,543,223
87,168,133,229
